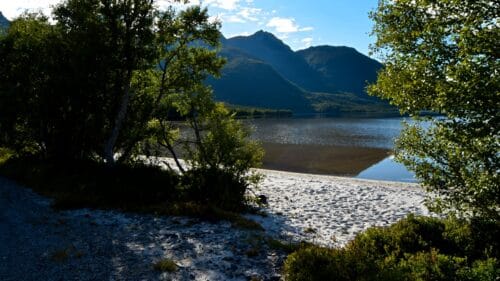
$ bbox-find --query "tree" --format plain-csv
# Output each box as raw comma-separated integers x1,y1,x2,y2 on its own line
0,2,263,209
133,6,264,210
53,0,159,165
0,13,77,158
368,0,499,219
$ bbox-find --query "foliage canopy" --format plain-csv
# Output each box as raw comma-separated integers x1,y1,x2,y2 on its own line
368,0,499,219
0,0,263,209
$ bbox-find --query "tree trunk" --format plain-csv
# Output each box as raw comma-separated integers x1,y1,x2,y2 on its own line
104,72,132,165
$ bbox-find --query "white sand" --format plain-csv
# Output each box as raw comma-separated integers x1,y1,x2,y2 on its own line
150,157,431,247
247,168,430,247
1,161,432,280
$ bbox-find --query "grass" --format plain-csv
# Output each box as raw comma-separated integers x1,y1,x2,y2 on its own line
163,202,264,230
153,258,178,272
245,247,260,257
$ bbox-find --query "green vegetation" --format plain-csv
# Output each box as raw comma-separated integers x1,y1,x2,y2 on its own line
368,0,499,219
284,215,499,281
153,258,178,272
0,156,264,229
307,92,397,115
267,238,312,254
209,31,395,115
297,46,382,98
282,2,499,280
0,1,262,214
227,105,293,119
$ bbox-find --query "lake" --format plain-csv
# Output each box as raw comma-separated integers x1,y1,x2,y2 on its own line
246,117,417,182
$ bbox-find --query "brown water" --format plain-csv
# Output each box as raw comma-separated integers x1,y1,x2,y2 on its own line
246,117,416,181
261,143,389,176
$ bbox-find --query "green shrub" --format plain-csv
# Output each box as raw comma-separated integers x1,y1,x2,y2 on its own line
0,156,179,210
461,258,500,281
180,167,249,211
284,246,351,281
153,258,178,272
283,215,500,281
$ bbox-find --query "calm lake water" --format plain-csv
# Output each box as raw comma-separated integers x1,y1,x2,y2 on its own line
246,117,417,182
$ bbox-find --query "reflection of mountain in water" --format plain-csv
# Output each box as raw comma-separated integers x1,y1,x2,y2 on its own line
357,156,416,182
249,117,417,181
261,143,389,176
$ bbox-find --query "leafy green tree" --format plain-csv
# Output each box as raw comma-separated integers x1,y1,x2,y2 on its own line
0,13,75,158
369,0,499,219
53,0,159,165
133,6,263,209
0,2,262,209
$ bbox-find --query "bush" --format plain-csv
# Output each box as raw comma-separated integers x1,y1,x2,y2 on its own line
0,156,179,210
283,215,499,281
180,167,249,211
284,246,351,281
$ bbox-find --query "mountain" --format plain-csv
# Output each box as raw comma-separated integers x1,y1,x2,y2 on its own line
208,31,394,115
0,12,9,29
297,46,383,98
224,31,327,92
209,47,312,113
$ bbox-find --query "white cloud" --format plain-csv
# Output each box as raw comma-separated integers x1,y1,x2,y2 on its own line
266,17,313,33
301,37,313,48
0,0,60,19
237,7,261,22
159,0,241,12
227,31,251,38
224,14,245,23
203,0,240,10
277,33,289,40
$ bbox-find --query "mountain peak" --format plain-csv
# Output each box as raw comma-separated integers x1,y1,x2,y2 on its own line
230,30,285,47
252,30,277,38
297,44,383,97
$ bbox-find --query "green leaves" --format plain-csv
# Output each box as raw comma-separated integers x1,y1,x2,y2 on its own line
369,0,499,219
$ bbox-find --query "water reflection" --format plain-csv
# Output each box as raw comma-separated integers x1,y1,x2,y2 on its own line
248,117,416,182
356,156,417,183
261,143,390,176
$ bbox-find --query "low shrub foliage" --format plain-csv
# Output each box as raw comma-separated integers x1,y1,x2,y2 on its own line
0,156,262,223
284,215,499,281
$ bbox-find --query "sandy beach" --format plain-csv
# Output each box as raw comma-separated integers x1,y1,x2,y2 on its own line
248,168,429,247
1,168,430,280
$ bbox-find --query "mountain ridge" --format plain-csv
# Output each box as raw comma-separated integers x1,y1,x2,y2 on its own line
208,30,394,115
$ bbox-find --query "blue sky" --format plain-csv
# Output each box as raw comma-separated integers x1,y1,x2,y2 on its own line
0,0,379,55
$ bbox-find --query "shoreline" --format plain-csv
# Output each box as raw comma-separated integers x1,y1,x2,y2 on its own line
0,163,429,280
254,167,420,187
